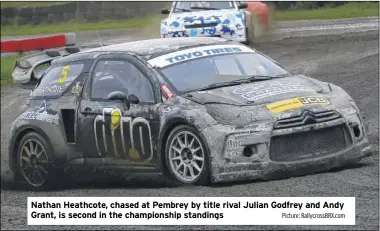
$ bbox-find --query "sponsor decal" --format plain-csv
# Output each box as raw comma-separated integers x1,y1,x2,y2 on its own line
37,100,46,113
226,139,242,148
148,44,254,68
233,81,315,102
168,30,189,37
201,27,217,35
35,85,64,93
71,81,82,95
110,109,121,131
228,124,271,136
266,96,329,113
94,108,153,162
58,65,70,83
230,128,257,136
162,105,173,112
160,83,175,98
20,100,59,124
299,96,329,105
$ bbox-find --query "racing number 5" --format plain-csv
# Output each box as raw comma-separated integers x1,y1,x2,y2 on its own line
58,65,70,83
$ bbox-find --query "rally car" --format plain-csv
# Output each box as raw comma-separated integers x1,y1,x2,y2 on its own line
9,37,372,190
160,1,269,44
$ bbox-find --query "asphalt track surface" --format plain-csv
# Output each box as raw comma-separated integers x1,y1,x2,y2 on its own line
1,17,379,230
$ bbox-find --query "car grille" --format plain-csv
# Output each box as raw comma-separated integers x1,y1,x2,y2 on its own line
269,125,349,162
274,110,341,129
184,23,218,29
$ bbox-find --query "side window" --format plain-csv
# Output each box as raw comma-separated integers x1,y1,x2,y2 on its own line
32,63,84,97
91,60,155,104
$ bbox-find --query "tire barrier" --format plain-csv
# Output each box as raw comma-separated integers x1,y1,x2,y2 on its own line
1,32,76,53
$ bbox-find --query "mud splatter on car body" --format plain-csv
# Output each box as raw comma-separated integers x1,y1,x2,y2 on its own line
8,37,373,185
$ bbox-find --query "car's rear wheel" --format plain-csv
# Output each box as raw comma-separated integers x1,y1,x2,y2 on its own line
17,132,62,190
165,125,210,185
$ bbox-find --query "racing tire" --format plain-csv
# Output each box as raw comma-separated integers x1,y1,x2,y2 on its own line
16,132,64,190
164,125,211,186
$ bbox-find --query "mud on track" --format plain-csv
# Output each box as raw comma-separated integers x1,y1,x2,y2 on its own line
1,19,379,230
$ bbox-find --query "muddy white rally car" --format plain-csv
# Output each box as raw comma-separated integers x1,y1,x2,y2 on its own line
160,1,269,44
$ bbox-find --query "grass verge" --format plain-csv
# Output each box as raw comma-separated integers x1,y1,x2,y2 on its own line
1,1,67,8
274,2,379,21
1,55,20,86
1,15,165,36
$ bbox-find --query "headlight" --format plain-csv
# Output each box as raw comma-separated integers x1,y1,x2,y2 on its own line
327,83,360,112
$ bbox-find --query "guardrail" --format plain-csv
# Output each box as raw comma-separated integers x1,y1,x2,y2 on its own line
0,32,76,53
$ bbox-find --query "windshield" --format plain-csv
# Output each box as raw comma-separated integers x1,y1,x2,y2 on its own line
158,52,291,93
173,1,235,12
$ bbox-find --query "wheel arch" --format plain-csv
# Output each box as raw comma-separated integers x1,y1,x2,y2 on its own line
158,117,212,177
9,125,54,173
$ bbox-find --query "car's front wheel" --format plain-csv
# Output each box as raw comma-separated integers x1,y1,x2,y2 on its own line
16,132,62,190
165,125,210,185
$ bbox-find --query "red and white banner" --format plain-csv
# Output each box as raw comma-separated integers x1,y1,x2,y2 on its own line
1,33,76,53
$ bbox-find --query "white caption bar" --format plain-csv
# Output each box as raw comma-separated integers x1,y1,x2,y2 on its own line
27,197,355,226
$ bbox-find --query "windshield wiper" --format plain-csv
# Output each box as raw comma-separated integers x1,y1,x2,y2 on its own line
196,79,250,91
192,75,287,92
190,6,220,10
175,8,192,12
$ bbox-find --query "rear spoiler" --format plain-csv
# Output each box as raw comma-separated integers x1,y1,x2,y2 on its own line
12,46,81,84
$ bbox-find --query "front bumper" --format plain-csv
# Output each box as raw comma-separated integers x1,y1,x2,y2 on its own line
161,24,246,43
213,142,372,183
201,113,373,183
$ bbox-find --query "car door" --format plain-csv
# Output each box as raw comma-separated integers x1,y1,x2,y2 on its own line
77,54,160,169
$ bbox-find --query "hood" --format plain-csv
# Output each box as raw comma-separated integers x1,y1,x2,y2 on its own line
183,75,331,106
179,75,352,126
164,9,244,29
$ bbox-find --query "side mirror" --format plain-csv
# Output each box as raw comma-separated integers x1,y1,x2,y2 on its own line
161,8,170,14
128,94,139,105
107,91,127,101
238,3,248,9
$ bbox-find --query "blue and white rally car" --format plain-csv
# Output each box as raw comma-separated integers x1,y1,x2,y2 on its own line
160,1,261,44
